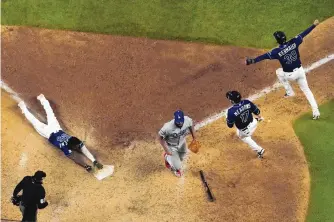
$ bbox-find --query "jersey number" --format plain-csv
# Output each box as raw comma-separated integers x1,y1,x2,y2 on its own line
240,110,249,123
284,50,297,64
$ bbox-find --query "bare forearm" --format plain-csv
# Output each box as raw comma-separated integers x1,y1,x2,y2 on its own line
67,153,88,168
158,137,171,154
159,139,168,152
189,126,196,140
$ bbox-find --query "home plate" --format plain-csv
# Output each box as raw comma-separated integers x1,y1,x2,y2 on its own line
94,165,114,180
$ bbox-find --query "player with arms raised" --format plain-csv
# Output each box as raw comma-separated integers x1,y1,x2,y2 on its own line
246,20,320,119
226,91,265,158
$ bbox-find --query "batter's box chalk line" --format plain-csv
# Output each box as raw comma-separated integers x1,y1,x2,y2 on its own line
194,53,334,130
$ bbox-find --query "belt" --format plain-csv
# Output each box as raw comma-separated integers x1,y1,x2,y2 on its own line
283,65,301,73
240,126,249,131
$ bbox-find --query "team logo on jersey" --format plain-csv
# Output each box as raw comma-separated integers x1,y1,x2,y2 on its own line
57,133,71,143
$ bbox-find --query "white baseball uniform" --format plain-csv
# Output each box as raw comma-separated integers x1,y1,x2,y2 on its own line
159,116,193,170
276,67,320,116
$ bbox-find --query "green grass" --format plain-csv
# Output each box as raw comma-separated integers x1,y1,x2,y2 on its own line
2,0,333,48
294,100,334,222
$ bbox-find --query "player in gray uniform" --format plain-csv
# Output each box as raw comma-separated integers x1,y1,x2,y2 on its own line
158,110,196,177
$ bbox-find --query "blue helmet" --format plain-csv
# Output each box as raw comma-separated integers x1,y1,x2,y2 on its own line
174,110,185,124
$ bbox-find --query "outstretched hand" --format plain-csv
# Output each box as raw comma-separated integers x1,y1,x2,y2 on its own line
246,57,255,65
313,19,319,26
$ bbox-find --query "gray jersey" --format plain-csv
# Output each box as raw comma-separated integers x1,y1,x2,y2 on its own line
158,116,193,147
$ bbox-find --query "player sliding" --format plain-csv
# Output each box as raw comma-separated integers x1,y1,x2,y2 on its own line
246,19,320,120
18,94,104,172
226,91,265,158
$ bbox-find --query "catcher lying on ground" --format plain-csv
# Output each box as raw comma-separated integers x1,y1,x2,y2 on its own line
158,110,199,177
18,94,103,172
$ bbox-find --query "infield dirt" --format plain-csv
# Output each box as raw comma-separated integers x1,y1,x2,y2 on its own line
1,17,333,222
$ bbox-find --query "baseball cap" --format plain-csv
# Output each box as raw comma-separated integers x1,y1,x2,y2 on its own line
34,170,46,180
174,110,184,124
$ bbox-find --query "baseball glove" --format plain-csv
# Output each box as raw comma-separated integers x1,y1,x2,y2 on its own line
189,140,201,153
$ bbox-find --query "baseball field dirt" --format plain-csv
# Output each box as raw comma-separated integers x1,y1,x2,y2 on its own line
1,18,333,221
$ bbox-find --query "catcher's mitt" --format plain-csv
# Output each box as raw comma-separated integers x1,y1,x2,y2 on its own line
189,140,201,153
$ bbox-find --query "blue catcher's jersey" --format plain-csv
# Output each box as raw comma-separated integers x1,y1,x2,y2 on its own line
226,100,260,129
267,36,303,72
48,130,72,156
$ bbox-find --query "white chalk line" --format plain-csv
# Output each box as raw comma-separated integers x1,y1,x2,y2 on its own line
194,53,334,130
1,81,23,103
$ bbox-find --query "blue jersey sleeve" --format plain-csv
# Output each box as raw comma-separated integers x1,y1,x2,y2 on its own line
293,24,316,46
254,52,271,63
294,35,303,45
299,24,316,39
248,100,260,115
226,109,235,128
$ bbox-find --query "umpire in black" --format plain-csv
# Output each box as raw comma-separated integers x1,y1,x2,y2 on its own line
11,171,48,222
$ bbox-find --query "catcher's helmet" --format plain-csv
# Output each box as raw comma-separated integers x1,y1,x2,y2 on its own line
226,91,242,104
273,31,287,44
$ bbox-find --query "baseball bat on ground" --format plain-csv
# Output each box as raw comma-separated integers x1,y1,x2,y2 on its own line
199,170,215,202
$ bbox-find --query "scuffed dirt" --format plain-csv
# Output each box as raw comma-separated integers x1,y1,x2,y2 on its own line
1,17,334,222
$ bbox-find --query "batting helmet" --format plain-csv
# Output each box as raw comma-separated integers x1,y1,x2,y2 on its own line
273,31,287,44
226,91,242,104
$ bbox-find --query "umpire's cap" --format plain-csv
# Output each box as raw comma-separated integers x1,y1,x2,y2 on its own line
226,91,242,103
34,170,46,181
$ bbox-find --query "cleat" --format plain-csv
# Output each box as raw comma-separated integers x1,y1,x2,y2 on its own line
37,94,46,101
174,169,183,177
312,110,320,120
284,92,295,98
84,165,93,172
312,114,320,120
257,148,265,159
93,161,103,169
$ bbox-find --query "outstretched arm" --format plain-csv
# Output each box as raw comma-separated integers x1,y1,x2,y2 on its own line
246,52,271,65
299,20,319,39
